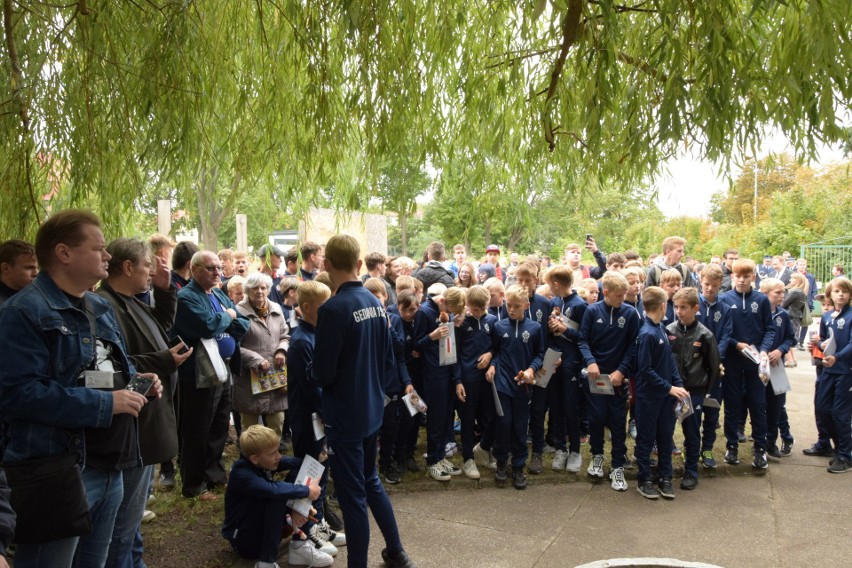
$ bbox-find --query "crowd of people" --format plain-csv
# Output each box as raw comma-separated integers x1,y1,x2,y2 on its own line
0,213,849,568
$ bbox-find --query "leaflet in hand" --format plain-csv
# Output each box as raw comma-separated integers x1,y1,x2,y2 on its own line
287,455,324,516
769,362,791,394
586,372,615,395
438,323,457,366
311,412,325,441
675,396,694,424
823,328,836,357
740,345,760,365
491,380,504,417
403,390,428,416
251,368,287,395
536,349,561,389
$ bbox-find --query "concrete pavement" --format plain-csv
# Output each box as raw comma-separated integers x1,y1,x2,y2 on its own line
234,354,851,568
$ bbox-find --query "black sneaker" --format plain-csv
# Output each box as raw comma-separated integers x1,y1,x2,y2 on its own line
827,458,852,474
766,444,782,459
637,481,660,500
658,478,675,500
405,455,421,473
752,450,768,470
737,429,747,444
382,547,416,568
528,453,543,475
724,448,739,465
803,443,834,457
680,475,698,491
159,471,176,489
780,439,794,457
494,462,508,484
323,503,344,532
381,465,401,485
512,468,527,490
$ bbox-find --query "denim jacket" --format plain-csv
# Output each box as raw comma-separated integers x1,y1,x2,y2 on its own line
0,272,135,464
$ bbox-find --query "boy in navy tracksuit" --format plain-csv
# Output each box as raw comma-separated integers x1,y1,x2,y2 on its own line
659,268,683,326
719,259,775,470
696,264,733,468
395,289,424,473
287,280,345,553
454,285,497,480
413,284,462,482
222,425,329,568
363,278,414,486
816,277,852,473
487,284,545,490
544,266,588,473
515,262,552,475
311,235,413,568
578,272,640,491
667,287,721,490
758,278,797,458
634,287,689,500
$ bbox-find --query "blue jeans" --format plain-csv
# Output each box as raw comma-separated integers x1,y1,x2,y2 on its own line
105,464,150,568
74,467,124,568
14,537,79,568
327,431,403,568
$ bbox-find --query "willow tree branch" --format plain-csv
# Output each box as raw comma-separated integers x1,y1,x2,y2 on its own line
617,51,668,82
543,0,584,151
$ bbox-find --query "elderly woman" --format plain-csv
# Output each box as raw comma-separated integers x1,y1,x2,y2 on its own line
235,272,290,437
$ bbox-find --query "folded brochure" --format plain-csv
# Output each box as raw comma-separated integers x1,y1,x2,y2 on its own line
287,455,324,516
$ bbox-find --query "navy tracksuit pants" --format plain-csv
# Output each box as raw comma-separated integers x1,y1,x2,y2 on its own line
424,377,453,466
458,379,494,461
815,371,852,461
635,395,676,483
378,396,402,468
813,366,835,449
681,390,706,478
701,377,722,452
722,360,767,452
529,383,549,455
493,391,530,470
548,367,583,453
585,383,628,468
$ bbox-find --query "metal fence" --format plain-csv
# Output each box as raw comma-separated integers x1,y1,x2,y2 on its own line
800,237,852,292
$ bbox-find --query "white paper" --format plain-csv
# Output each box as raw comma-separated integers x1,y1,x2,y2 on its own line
769,363,791,394
438,323,457,366
587,373,615,395
676,396,694,424
536,348,561,389
311,412,325,441
403,390,428,416
287,455,324,516
823,328,836,357
491,380,504,417
565,317,579,331
741,345,760,365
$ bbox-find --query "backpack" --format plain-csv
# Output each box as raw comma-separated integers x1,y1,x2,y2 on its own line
801,302,813,327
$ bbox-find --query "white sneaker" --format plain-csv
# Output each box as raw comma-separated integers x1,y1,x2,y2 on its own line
610,467,627,491
253,561,280,568
462,459,480,479
440,458,462,476
473,442,489,466
542,444,557,454
308,526,338,556
289,538,333,567
587,454,605,478
566,451,582,473
552,449,568,470
141,510,156,523
316,518,346,547
428,462,451,481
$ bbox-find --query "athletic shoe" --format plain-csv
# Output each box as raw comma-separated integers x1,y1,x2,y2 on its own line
780,439,794,457
405,455,421,472
444,442,457,458
587,454,605,478
609,467,627,491
323,503,343,532
552,449,568,470
394,459,408,474
159,471,176,489
580,434,590,445
672,446,682,456
628,419,637,440
428,463,450,482
307,527,338,556
737,429,747,444
462,459,480,480
316,518,346,547
752,450,768,470
827,458,852,474
637,481,660,500
512,468,527,490
528,453,543,474
658,478,675,499
494,462,508,484
680,475,698,491
439,458,462,476
473,442,491,467
254,561,279,568
542,443,557,454
382,547,416,568
289,538,333,568
565,451,582,473
724,448,739,465
803,443,834,457
701,450,717,469
381,465,401,485
141,510,156,523
766,444,782,459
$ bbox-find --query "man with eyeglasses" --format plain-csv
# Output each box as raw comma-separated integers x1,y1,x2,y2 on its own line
173,250,249,499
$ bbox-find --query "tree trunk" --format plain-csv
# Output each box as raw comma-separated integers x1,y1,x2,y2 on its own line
507,226,523,252
400,213,408,256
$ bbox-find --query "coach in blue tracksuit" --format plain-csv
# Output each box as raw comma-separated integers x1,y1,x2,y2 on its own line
719,260,775,470
311,235,413,568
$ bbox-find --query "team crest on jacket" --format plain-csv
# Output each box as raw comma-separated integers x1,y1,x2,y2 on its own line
617,316,626,328
484,323,491,333
522,330,530,343
536,309,543,321
750,302,758,313
713,311,721,322
566,307,572,318
838,318,846,330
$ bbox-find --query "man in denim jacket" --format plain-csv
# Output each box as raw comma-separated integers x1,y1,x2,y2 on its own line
0,210,155,568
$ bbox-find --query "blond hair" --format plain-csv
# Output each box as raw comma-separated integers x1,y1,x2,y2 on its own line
659,268,684,285
673,287,699,308
298,280,331,306
787,272,809,296
466,285,490,309
642,286,668,311
700,263,723,283
240,425,279,458
661,236,686,253
395,275,416,292
364,277,387,297
621,265,646,283
505,284,529,304
544,265,574,288
601,271,628,293
443,286,467,315
758,277,784,294
324,234,360,272
483,277,505,293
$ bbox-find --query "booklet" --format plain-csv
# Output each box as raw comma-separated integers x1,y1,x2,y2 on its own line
536,349,561,389
251,368,287,395
675,395,694,424
311,412,325,441
769,362,792,395
403,390,428,416
490,380,504,417
823,328,836,357
287,455,324,516
438,323,457,366
740,345,760,365
587,372,615,395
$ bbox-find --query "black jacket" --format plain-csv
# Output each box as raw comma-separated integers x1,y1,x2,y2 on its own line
412,261,455,292
666,319,721,393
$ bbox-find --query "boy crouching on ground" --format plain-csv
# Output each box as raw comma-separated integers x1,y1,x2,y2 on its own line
222,425,331,568
634,287,690,500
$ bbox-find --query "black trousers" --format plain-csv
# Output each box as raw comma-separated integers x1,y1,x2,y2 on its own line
179,380,230,497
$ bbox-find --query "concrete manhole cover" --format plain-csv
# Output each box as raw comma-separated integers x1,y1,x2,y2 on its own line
575,559,723,568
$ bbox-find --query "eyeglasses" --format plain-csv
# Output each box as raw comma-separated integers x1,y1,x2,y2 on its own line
202,265,222,273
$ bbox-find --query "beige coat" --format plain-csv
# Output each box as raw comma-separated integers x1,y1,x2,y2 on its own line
235,298,290,415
